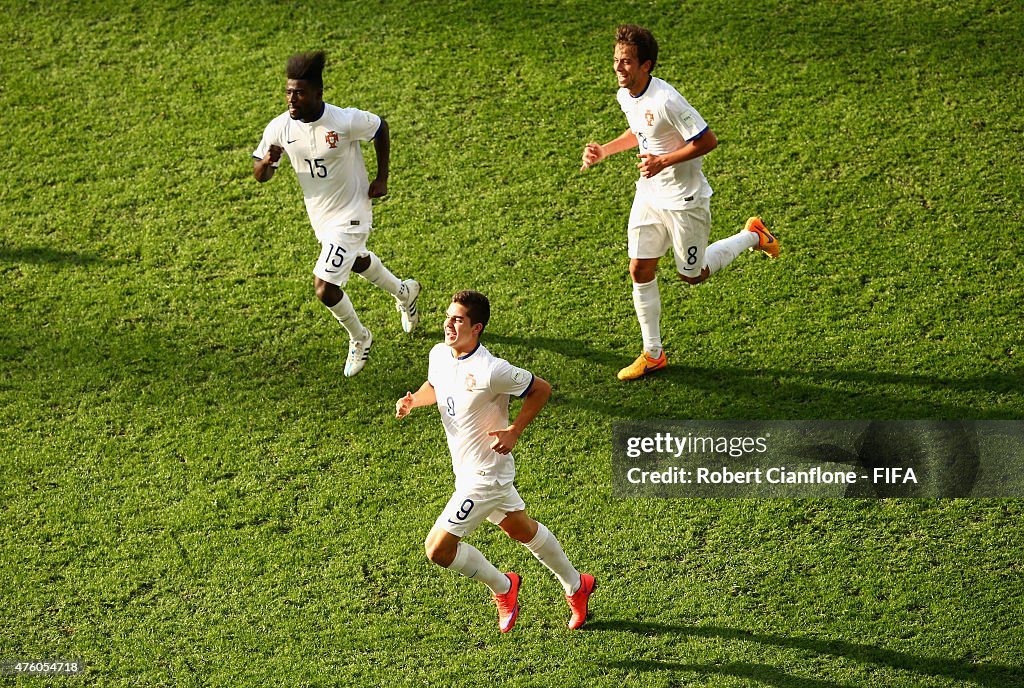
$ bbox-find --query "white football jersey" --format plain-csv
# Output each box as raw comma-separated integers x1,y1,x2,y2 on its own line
253,103,381,234
427,342,535,490
617,77,713,209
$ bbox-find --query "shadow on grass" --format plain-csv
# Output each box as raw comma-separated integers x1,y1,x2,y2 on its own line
604,658,858,688
590,621,1023,688
0,245,103,266
485,333,1023,420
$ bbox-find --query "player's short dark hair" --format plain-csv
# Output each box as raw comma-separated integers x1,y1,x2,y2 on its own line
452,290,490,332
286,51,326,87
615,24,658,72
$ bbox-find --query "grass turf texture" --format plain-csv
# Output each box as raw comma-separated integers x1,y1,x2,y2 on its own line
2,0,1022,686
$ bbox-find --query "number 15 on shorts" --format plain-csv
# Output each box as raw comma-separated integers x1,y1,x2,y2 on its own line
319,242,347,274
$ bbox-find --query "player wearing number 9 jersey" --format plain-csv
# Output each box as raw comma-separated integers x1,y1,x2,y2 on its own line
395,290,595,632
253,50,421,377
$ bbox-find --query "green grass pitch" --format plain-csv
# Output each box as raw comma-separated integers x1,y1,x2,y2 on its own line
1,0,1022,686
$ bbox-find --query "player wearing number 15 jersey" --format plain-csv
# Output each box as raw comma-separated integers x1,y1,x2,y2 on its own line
253,51,420,377
581,26,780,381
396,290,595,632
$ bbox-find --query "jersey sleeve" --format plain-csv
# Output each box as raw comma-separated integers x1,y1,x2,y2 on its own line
663,94,708,142
252,119,283,167
489,358,535,399
427,343,445,389
616,88,630,116
345,108,383,142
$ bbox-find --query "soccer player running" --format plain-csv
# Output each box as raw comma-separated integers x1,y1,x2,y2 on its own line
581,25,780,381
253,51,420,377
395,290,595,632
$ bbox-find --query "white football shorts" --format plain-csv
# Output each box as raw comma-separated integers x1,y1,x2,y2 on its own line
313,229,370,286
627,196,712,280
433,481,527,539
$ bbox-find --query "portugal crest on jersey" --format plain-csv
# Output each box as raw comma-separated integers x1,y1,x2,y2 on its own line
325,130,339,148
464,373,477,391
644,110,655,127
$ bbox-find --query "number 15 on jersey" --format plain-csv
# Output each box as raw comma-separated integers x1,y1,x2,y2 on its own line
305,158,327,177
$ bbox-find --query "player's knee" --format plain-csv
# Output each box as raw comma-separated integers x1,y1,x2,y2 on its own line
315,280,343,306
630,264,656,283
423,540,445,566
424,535,456,568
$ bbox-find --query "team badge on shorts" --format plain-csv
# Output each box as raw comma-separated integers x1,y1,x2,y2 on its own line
325,130,339,148
644,110,655,126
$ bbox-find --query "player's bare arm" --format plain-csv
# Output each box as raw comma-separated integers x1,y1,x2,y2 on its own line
396,380,436,419
488,376,552,454
580,128,639,171
368,117,390,198
637,128,718,178
253,144,283,182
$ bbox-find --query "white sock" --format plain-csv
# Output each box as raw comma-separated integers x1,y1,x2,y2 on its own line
632,278,662,358
357,252,403,298
524,523,581,595
449,542,511,595
704,231,757,275
325,293,365,340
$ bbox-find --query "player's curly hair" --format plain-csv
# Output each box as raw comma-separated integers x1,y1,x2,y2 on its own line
286,50,326,87
452,290,490,332
615,24,658,72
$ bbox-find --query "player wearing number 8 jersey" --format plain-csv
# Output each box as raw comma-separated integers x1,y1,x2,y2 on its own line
396,290,595,632
581,26,780,381
253,51,420,377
